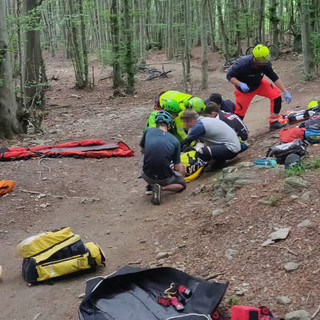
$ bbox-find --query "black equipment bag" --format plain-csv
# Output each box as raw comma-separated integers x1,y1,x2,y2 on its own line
266,139,307,164
78,266,228,320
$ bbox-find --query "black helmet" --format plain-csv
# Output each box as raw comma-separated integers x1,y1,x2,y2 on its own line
155,110,173,125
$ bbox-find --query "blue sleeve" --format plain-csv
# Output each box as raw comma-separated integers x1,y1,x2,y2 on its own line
226,57,248,81
182,120,206,146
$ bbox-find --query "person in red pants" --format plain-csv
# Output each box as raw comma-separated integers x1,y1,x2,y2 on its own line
226,44,292,131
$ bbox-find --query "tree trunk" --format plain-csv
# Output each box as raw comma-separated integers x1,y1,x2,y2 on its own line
123,0,135,94
217,0,230,58
110,0,122,88
79,0,89,86
138,0,146,64
0,0,25,138
167,0,174,60
200,0,208,89
269,0,279,46
23,0,47,110
298,0,315,79
258,0,265,43
65,0,88,89
208,0,219,51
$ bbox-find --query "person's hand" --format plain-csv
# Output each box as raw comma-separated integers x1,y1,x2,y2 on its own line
239,82,250,93
284,91,292,103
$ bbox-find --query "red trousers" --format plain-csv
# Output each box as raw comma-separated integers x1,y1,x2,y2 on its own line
234,78,281,119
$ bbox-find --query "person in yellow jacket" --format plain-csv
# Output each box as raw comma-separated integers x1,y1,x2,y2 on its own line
152,91,206,141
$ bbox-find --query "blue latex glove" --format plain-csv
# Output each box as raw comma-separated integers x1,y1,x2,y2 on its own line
284,91,292,103
239,82,250,93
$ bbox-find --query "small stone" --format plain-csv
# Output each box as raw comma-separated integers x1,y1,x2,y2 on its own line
284,262,300,272
297,220,312,228
225,249,238,260
269,228,290,241
212,208,224,217
284,310,311,320
301,191,312,201
277,296,291,305
261,239,275,247
156,252,169,260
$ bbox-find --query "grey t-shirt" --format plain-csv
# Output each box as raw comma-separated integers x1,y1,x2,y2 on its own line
199,116,241,153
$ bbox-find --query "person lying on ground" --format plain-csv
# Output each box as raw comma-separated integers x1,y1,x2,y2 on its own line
180,107,241,172
204,93,235,113
140,110,186,205
226,44,292,131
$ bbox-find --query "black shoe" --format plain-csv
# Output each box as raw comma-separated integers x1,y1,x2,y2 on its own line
151,184,161,205
145,185,152,195
269,121,285,131
204,160,227,172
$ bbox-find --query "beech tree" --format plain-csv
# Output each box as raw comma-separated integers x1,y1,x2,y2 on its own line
0,0,25,138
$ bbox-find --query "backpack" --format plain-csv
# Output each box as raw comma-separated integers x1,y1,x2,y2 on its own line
16,227,105,285
305,129,320,143
79,266,229,320
266,139,307,164
279,127,305,143
302,115,320,143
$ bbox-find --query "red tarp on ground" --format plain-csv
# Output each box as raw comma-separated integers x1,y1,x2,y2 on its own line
0,139,134,160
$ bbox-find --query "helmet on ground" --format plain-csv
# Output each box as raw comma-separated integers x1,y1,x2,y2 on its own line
164,100,181,114
252,44,270,62
189,97,205,114
308,100,319,110
155,110,173,125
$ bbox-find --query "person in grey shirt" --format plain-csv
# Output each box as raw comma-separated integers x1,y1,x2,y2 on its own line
180,106,241,171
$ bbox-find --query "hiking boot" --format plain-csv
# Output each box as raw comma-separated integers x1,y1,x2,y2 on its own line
151,184,161,205
145,185,152,195
269,121,285,131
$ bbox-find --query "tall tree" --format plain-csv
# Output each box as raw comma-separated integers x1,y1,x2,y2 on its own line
123,0,135,94
65,0,88,88
166,0,174,60
200,0,208,89
110,0,122,88
298,0,315,78
207,0,219,51
23,0,47,110
138,0,146,64
0,0,25,138
269,0,280,46
217,0,230,58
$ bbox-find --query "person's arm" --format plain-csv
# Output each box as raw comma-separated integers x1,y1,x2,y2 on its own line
274,78,287,93
140,147,144,154
173,163,186,174
180,120,206,148
139,129,147,149
229,77,242,87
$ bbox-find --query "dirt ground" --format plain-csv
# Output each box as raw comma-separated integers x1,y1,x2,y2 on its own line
1,48,320,320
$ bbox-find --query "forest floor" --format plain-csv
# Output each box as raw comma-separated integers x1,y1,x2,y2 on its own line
1,47,320,320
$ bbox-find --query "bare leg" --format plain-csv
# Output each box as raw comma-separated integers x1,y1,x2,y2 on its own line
162,184,185,194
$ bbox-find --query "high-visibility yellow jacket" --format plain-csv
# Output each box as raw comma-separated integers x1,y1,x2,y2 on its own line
159,91,192,141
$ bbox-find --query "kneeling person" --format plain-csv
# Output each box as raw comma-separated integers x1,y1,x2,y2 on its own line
181,107,241,171
140,110,186,205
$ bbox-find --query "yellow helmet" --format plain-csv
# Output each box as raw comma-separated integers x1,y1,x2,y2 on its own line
308,100,319,109
252,44,270,62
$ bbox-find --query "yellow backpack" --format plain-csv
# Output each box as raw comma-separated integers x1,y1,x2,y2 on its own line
17,227,105,285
